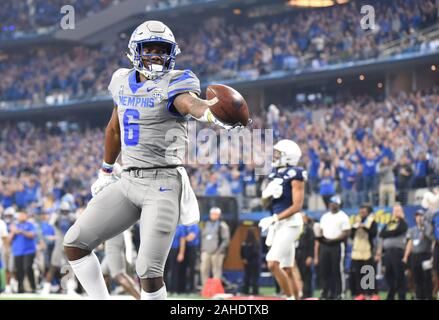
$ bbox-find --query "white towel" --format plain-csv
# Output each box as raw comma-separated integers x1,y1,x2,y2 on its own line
123,229,133,265
177,167,200,226
265,224,276,247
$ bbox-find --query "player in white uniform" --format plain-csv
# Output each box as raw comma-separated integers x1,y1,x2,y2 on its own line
259,140,306,299
63,20,242,300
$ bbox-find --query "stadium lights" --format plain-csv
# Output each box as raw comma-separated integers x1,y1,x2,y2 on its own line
288,0,349,8
377,82,383,89
336,78,343,84
431,65,437,71
359,74,365,81
233,8,242,15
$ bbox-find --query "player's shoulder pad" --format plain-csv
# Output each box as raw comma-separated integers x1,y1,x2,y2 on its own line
285,166,308,181
111,68,132,82
168,69,199,81
108,68,132,93
167,69,201,98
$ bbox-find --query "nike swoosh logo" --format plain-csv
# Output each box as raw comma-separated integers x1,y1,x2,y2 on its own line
146,87,156,92
159,187,172,192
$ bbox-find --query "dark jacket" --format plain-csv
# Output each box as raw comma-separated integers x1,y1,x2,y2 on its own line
297,222,315,259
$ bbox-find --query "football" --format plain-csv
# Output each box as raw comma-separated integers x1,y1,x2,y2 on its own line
206,84,250,126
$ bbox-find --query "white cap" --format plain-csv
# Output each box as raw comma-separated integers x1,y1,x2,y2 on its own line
4,207,16,216
59,201,71,211
209,207,222,215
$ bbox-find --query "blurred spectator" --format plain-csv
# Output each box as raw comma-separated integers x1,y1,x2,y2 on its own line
354,164,366,207
377,156,396,207
307,141,321,194
296,212,315,299
240,227,260,296
314,196,351,299
375,204,408,300
395,155,414,205
164,224,186,294
35,210,56,283
403,209,434,300
204,173,219,196
356,148,385,204
337,158,357,209
318,167,336,209
200,207,230,287
0,211,8,291
349,205,379,300
41,201,75,294
412,152,429,189
2,207,15,293
9,211,37,293
182,223,200,293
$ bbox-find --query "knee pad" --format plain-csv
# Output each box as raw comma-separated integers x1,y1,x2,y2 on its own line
135,255,163,279
63,224,81,247
63,223,97,251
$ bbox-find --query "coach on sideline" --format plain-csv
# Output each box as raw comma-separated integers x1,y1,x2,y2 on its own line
375,203,408,300
314,195,351,299
200,207,230,288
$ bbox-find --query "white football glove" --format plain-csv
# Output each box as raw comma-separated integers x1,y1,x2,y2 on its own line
258,214,279,232
91,163,122,197
262,179,283,200
196,108,244,131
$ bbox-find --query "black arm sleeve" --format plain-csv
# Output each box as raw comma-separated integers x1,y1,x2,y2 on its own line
369,221,378,239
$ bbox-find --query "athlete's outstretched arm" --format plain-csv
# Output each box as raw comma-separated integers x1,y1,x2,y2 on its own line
172,92,214,119
173,92,237,129
277,180,305,221
104,106,121,164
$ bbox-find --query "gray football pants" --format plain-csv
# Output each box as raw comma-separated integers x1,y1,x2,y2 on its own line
64,168,182,279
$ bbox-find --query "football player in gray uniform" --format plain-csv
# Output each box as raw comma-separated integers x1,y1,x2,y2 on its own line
64,20,242,300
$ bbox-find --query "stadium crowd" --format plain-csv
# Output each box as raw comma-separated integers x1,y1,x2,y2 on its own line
0,0,222,39
1,90,439,298
0,0,119,38
1,88,439,214
1,0,438,108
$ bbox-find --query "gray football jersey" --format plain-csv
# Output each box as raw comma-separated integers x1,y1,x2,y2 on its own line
108,68,200,169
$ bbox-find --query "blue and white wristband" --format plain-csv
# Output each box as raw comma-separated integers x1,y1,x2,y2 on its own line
101,161,114,174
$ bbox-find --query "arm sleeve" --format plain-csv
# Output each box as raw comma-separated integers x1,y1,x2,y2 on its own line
368,221,378,238
167,70,201,117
